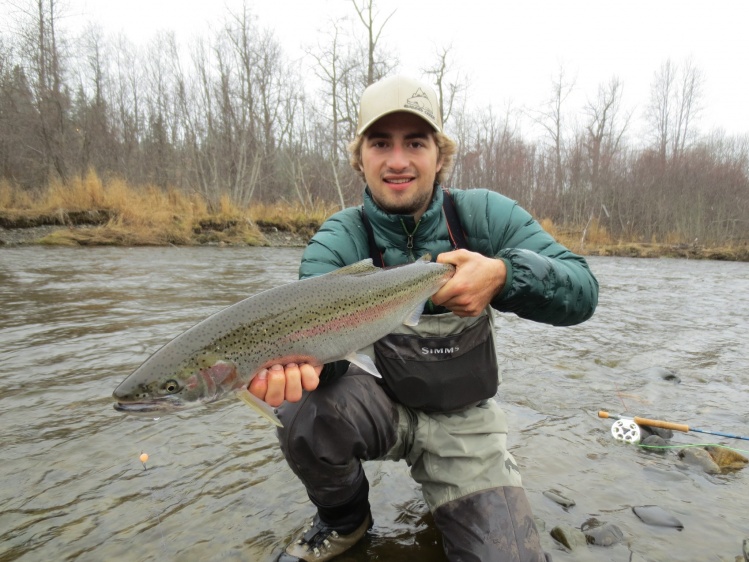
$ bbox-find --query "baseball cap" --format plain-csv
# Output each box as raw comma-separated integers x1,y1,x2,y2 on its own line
356,75,442,135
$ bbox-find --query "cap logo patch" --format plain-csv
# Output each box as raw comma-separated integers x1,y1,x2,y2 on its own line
404,88,436,121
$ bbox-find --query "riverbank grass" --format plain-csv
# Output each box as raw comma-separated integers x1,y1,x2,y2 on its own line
0,172,333,246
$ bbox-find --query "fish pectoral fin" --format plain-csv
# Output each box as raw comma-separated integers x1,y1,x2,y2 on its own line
235,387,283,427
403,301,426,327
345,352,382,378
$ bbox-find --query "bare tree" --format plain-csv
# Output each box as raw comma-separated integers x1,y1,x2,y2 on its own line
646,58,704,163
306,18,361,208
350,0,397,86
671,57,703,160
422,44,467,129
532,65,575,196
110,34,143,182
141,31,179,189
9,0,70,181
307,18,359,164
583,76,629,191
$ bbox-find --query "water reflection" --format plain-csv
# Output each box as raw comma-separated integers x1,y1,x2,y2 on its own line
0,247,748,561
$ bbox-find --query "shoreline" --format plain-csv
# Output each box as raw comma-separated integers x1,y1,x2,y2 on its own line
0,225,310,248
1,225,747,261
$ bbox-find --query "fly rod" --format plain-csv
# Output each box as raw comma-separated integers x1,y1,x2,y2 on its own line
598,411,749,442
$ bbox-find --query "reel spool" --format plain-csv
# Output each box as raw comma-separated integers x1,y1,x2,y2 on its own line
611,418,641,444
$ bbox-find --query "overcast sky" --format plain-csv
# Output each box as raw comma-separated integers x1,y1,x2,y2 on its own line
11,0,749,138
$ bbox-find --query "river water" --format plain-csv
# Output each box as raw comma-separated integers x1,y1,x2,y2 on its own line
0,246,747,562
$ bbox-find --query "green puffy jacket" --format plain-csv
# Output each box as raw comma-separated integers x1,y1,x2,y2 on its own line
301,186,599,327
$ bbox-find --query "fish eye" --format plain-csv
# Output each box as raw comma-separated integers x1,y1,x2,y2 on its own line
163,379,180,394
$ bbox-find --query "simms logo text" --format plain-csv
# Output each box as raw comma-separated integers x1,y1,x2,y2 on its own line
421,346,459,355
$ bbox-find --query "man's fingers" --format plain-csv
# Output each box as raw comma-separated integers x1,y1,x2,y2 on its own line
264,364,287,407
283,363,304,402
248,368,268,399
300,363,321,392
249,362,322,406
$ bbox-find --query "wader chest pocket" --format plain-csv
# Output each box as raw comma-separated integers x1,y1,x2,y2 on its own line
374,316,498,413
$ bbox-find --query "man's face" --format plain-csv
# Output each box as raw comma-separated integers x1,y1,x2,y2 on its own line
360,112,443,220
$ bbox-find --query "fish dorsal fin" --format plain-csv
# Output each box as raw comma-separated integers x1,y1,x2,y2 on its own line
329,259,379,276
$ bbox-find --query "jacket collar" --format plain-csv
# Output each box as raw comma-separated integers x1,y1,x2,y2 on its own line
362,184,444,240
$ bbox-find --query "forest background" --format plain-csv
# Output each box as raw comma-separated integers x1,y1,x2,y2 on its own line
0,0,747,257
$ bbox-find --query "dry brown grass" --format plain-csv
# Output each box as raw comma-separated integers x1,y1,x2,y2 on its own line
250,200,338,238
539,217,612,253
0,171,268,246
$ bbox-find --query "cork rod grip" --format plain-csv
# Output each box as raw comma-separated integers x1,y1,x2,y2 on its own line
598,411,690,433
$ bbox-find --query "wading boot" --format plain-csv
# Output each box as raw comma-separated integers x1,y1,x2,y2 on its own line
278,512,373,562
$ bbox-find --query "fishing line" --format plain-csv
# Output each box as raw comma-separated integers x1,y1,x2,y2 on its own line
123,420,182,559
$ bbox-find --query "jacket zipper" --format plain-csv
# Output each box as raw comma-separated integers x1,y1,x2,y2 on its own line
400,218,434,312
400,218,420,262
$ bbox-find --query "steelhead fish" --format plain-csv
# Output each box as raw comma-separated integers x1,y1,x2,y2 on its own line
112,255,454,425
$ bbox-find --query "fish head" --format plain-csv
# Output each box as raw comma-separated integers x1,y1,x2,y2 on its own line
113,351,241,416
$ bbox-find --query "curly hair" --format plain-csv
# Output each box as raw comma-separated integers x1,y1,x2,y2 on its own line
348,130,457,186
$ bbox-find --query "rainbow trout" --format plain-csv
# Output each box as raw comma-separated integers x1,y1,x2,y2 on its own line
112,255,454,425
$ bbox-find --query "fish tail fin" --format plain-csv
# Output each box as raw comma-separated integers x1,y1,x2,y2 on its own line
235,387,283,427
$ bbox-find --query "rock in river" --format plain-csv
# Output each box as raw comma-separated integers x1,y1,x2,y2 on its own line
542,489,576,508
678,447,721,474
705,446,748,472
581,518,625,547
632,505,684,530
550,525,587,550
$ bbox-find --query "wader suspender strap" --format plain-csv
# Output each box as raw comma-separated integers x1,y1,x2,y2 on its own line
359,187,468,267
440,187,469,251
359,208,385,267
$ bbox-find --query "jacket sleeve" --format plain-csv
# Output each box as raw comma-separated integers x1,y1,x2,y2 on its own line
298,208,369,279
473,191,599,326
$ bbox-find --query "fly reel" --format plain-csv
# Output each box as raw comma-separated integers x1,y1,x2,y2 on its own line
610,418,642,444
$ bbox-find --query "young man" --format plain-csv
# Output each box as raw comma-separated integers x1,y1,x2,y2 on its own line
249,75,599,562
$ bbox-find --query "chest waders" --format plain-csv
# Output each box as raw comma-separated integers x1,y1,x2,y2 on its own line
360,187,500,413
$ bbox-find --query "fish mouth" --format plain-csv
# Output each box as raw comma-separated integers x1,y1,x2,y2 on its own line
113,398,185,415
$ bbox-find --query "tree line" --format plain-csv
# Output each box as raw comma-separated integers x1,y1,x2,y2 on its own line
1,0,747,244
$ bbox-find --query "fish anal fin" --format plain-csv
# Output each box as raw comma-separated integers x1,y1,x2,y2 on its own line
345,352,382,378
403,302,426,326
236,387,283,427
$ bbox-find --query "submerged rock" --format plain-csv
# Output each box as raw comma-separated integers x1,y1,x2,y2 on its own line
632,505,684,530
640,434,669,452
705,446,749,472
581,518,625,547
639,366,681,383
639,424,674,440
743,538,749,561
677,446,747,474
543,489,576,508
678,447,721,474
550,525,587,550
